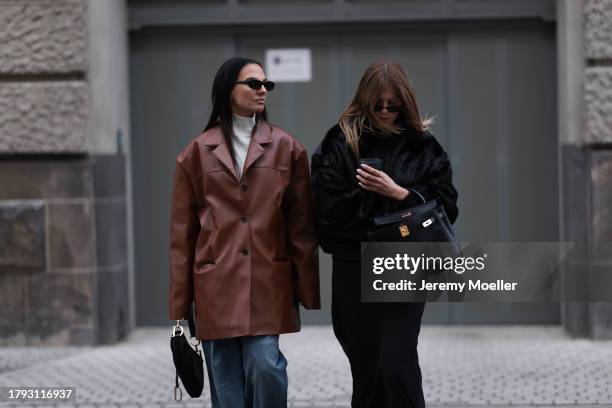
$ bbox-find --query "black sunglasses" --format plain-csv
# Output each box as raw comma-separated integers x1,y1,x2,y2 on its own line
234,79,276,91
373,104,401,113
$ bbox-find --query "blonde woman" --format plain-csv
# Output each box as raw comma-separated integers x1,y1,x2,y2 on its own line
311,60,458,408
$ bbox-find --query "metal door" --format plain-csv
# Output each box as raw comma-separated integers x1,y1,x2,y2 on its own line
130,21,558,325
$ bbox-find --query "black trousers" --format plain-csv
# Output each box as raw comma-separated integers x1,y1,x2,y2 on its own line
332,258,426,408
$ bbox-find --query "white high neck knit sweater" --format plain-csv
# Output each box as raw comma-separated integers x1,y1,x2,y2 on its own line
231,113,256,178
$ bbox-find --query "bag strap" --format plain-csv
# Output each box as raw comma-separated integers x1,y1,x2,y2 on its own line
172,304,198,340
187,304,197,339
407,188,426,204
174,374,182,401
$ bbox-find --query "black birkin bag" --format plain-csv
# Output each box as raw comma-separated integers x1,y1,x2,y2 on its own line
171,305,204,401
367,188,460,254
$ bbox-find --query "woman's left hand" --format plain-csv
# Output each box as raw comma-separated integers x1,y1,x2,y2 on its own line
356,164,409,201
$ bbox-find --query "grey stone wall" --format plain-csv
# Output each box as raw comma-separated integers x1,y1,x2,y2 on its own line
585,0,612,143
0,0,88,154
0,82,88,152
584,0,612,59
0,202,46,271
0,158,96,346
588,150,612,339
585,68,612,143
0,0,87,74
0,155,130,346
562,0,612,339
0,0,130,346
584,0,612,262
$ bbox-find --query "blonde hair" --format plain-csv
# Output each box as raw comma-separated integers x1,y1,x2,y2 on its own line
339,60,434,157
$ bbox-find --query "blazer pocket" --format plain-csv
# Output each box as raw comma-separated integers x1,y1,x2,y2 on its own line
252,166,291,207
252,163,289,172
195,261,216,274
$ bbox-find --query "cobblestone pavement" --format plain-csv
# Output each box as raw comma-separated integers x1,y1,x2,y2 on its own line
0,347,87,375
0,325,611,407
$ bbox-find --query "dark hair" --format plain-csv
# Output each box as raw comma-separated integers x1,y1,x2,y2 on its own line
204,57,268,168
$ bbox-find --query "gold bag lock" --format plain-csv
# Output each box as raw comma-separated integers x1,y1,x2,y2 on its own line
399,224,410,237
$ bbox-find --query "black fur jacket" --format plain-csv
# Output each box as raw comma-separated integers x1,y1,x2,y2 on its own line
310,123,459,260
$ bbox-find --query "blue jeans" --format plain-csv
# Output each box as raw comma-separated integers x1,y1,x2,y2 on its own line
202,335,288,408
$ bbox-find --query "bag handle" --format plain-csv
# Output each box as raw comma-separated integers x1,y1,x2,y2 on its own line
186,304,197,339
172,304,197,339
407,188,426,204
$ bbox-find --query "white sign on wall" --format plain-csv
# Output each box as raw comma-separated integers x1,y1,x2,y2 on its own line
265,48,312,82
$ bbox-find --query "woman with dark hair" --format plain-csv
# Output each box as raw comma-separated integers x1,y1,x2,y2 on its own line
169,57,320,408
311,60,459,408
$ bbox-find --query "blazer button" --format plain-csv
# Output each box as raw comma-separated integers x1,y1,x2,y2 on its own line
241,184,248,192
241,249,249,256
240,217,247,223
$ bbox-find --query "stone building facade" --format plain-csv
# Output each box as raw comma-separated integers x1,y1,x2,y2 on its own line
559,0,612,339
0,0,610,345
0,0,132,345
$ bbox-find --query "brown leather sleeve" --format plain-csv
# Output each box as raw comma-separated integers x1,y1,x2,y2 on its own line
168,159,200,320
284,149,321,309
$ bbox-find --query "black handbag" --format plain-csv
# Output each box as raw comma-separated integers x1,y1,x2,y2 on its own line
367,189,463,301
170,305,204,401
367,188,460,254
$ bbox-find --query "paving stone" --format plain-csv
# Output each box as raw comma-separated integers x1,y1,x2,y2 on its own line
0,326,610,407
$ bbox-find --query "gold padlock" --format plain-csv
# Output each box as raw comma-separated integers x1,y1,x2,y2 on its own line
399,224,410,237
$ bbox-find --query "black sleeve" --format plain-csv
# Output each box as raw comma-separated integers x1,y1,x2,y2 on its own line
311,137,378,254
397,135,459,224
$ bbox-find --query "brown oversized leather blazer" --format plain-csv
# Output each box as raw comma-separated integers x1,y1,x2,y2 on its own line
169,120,320,340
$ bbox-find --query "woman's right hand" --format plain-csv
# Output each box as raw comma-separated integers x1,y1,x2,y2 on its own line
356,164,409,201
